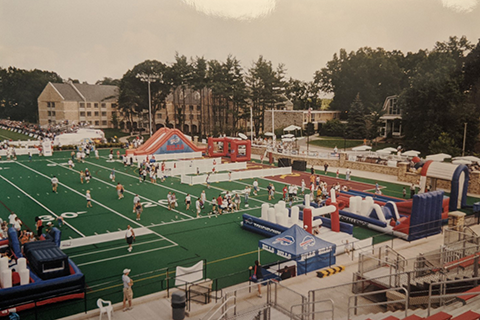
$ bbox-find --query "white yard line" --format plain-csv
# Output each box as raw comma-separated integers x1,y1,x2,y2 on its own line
50,159,194,220
0,174,86,237
16,161,178,246
67,238,166,257
76,244,178,267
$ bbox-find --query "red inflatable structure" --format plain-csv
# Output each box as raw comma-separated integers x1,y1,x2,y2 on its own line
126,128,206,156
207,137,251,162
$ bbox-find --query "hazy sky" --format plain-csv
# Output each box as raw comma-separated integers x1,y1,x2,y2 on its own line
0,0,479,84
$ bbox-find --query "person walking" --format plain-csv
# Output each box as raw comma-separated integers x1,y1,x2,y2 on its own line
410,183,416,199
122,268,134,311
185,194,191,210
125,225,135,252
116,183,125,200
86,190,93,208
134,202,143,221
249,260,263,297
79,170,85,184
51,175,59,193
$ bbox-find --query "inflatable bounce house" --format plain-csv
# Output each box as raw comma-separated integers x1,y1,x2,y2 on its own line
126,128,206,156
242,190,372,261
417,161,469,211
334,190,447,241
0,228,85,316
207,137,251,162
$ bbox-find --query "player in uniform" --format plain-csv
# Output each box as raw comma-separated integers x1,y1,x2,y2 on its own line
51,175,59,193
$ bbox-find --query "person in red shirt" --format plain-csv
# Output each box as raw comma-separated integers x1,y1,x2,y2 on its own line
217,195,224,215
282,185,288,201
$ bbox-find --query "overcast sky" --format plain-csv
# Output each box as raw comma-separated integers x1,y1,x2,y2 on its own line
0,0,479,84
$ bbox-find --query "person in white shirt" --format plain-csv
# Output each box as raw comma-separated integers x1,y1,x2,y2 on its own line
244,186,251,207
185,194,191,210
200,190,206,208
133,194,140,207
51,176,59,193
301,179,306,195
167,192,172,210
125,225,135,252
253,180,259,196
86,190,92,208
195,199,201,218
8,212,17,226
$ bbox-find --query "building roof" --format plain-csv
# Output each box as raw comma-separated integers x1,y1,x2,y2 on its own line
50,82,118,102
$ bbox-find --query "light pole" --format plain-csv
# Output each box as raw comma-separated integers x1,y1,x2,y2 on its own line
136,73,160,137
462,122,467,157
250,106,253,142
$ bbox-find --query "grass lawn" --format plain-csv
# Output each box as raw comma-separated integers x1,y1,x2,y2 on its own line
309,138,362,149
0,128,31,141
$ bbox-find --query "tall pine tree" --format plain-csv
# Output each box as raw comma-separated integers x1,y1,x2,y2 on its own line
346,94,367,139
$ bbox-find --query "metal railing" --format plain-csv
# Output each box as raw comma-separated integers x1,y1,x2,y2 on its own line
347,287,409,319
427,275,480,316
290,299,334,320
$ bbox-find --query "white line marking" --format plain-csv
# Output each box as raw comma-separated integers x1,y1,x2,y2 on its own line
0,174,86,237
15,161,178,246
68,238,166,258
77,244,178,267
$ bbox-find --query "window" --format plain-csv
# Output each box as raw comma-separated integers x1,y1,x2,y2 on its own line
51,102,55,109
80,102,85,108
102,112,107,116
87,103,91,108
388,98,400,115
80,112,85,116
95,121,100,126
189,105,194,111
101,103,106,108
111,103,117,109
197,105,201,111
47,111,51,116
157,114,162,119
87,112,91,116
52,111,56,116
102,121,107,125
94,112,99,116
194,92,200,100
94,103,99,108
197,115,201,120
111,111,117,117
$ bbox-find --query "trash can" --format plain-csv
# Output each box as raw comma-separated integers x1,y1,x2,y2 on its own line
171,291,186,320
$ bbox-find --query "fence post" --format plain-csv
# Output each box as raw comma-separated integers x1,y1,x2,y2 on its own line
84,287,87,314
166,268,170,298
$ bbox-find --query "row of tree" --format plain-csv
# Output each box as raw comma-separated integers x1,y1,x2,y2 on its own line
317,36,480,155
116,54,318,137
1,36,479,154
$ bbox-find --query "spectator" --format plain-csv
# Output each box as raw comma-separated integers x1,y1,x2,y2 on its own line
122,269,134,311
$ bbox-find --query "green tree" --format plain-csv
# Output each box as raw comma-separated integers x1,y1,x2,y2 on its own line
345,94,366,139
315,47,405,115
118,60,173,133
400,37,478,154
171,53,194,131
321,119,345,137
245,56,286,135
96,77,120,86
285,78,321,110
429,132,461,156
0,67,62,122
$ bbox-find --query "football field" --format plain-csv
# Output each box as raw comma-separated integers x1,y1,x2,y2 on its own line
0,150,305,319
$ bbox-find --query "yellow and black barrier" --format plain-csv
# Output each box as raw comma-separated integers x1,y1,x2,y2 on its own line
316,265,345,278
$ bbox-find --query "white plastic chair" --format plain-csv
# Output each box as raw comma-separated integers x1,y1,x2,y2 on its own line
97,298,113,320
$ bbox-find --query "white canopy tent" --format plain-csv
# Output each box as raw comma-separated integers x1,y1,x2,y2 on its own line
452,159,473,165
453,156,480,164
402,150,421,157
352,145,372,151
283,125,302,132
426,153,452,162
